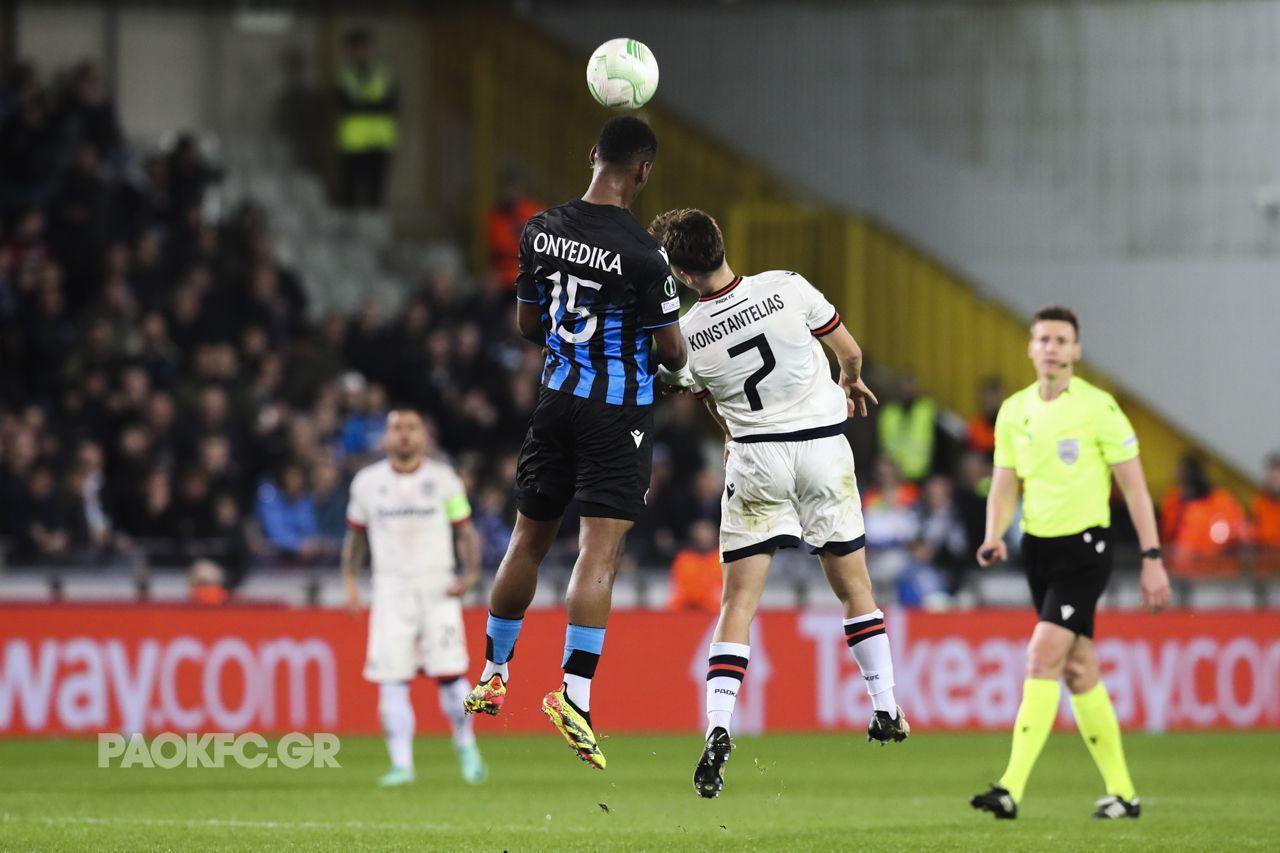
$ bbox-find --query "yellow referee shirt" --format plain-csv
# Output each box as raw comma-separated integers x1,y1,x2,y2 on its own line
993,377,1139,538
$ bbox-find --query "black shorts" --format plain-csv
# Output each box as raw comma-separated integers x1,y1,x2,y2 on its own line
1021,526,1113,638
514,387,654,522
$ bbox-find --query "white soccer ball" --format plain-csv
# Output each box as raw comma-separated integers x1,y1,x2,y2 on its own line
586,38,659,109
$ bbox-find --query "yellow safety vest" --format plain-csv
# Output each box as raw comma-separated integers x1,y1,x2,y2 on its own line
878,397,937,481
338,64,398,152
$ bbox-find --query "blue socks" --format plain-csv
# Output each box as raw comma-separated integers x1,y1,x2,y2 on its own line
481,613,523,682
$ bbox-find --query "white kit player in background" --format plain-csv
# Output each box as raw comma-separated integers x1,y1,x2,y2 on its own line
649,208,909,800
341,409,487,787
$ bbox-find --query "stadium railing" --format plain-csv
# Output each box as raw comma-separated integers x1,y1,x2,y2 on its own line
414,7,1256,501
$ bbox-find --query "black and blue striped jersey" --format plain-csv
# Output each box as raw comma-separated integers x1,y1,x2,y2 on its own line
515,200,680,406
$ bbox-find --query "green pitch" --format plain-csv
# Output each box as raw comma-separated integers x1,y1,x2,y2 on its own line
2,732,1277,851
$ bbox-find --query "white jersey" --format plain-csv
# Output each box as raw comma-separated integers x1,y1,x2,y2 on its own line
681,271,847,439
345,458,472,594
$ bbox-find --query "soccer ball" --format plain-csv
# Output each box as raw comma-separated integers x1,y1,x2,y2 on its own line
586,38,659,109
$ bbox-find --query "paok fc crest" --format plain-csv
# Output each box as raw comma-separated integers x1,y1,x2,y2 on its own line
1057,438,1080,465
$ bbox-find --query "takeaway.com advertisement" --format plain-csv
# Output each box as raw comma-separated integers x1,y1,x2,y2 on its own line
1,605,1278,736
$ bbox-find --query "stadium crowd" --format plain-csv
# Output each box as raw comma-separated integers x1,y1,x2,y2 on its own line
1,59,1275,603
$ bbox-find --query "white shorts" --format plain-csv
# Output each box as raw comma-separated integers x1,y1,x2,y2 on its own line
364,584,469,682
720,433,866,562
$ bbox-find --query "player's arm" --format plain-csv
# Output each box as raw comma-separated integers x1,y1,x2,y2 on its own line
976,466,1019,566
516,299,545,345
1111,457,1172,613
449,519,482,598
514,221,547,345
698,394,733,463
818,324,878,417
340,526,369,616
652,319,687,370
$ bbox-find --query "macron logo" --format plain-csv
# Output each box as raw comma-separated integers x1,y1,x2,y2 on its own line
631,430,644,447
1061,604,1075,621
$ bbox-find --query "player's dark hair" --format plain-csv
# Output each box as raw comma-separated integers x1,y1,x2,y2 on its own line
1032,305,1080,337
649,208,725,275
595,116,658,166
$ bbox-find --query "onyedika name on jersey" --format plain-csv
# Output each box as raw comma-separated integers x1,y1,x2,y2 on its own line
688,294,785,351
532,231,622,274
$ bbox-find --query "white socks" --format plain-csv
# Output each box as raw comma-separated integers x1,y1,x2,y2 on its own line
436,678,475,749
563,674,592,712
480,660,509,683
378,682,415,770
844,610,898,715
705,641,750,737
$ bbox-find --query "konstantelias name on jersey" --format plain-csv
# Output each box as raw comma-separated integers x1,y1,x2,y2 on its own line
680,270,847,439
687,293,786,351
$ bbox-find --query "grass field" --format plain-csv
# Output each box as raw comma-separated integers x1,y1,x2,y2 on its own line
2,732,1278,851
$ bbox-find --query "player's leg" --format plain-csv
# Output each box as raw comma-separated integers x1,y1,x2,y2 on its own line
365,587,419,786
1064,635,1139,817
539,513,630,770
818,547,908,742
795,434,905,741
424,597,486,784
709,438,799,739
707,552,770,733
693,551,770,799
562,514,633,712
467,391,573,715
541,397,651,769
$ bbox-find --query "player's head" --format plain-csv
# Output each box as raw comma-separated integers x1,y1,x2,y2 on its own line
1028,305,1081,379
589,116,658,189
385,409,428,466
649,208,727,290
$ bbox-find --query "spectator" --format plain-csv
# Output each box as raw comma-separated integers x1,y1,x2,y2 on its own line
335,27,398,209
188,558,228,605
914,474,969,591
311,457,348,546
166,133,221,221
953,450,992,565
56,61,122,163
471,485,513,571
255,462,328,563
12,465,69,562
341,379,387,458
862,456,919,578
877,370,938,482
1252,454,1280,551
485,167,542,288
966,376,1003,458
894,538,951,610
667,519,722,613
1160,454,1248,572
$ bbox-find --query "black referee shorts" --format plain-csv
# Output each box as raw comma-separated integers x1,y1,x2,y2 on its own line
514,387,654,522
1021,526,1113,638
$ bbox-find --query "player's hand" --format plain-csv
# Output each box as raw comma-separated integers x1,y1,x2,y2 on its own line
840,375,879,418
976,538,1008,567
447,573,478,598
1140,558,1172,613
343,577,363,617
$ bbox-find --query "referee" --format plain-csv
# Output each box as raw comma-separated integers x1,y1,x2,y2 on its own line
969,306,1171,821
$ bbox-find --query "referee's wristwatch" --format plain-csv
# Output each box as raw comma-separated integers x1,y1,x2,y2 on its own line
1140,547,1162,561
